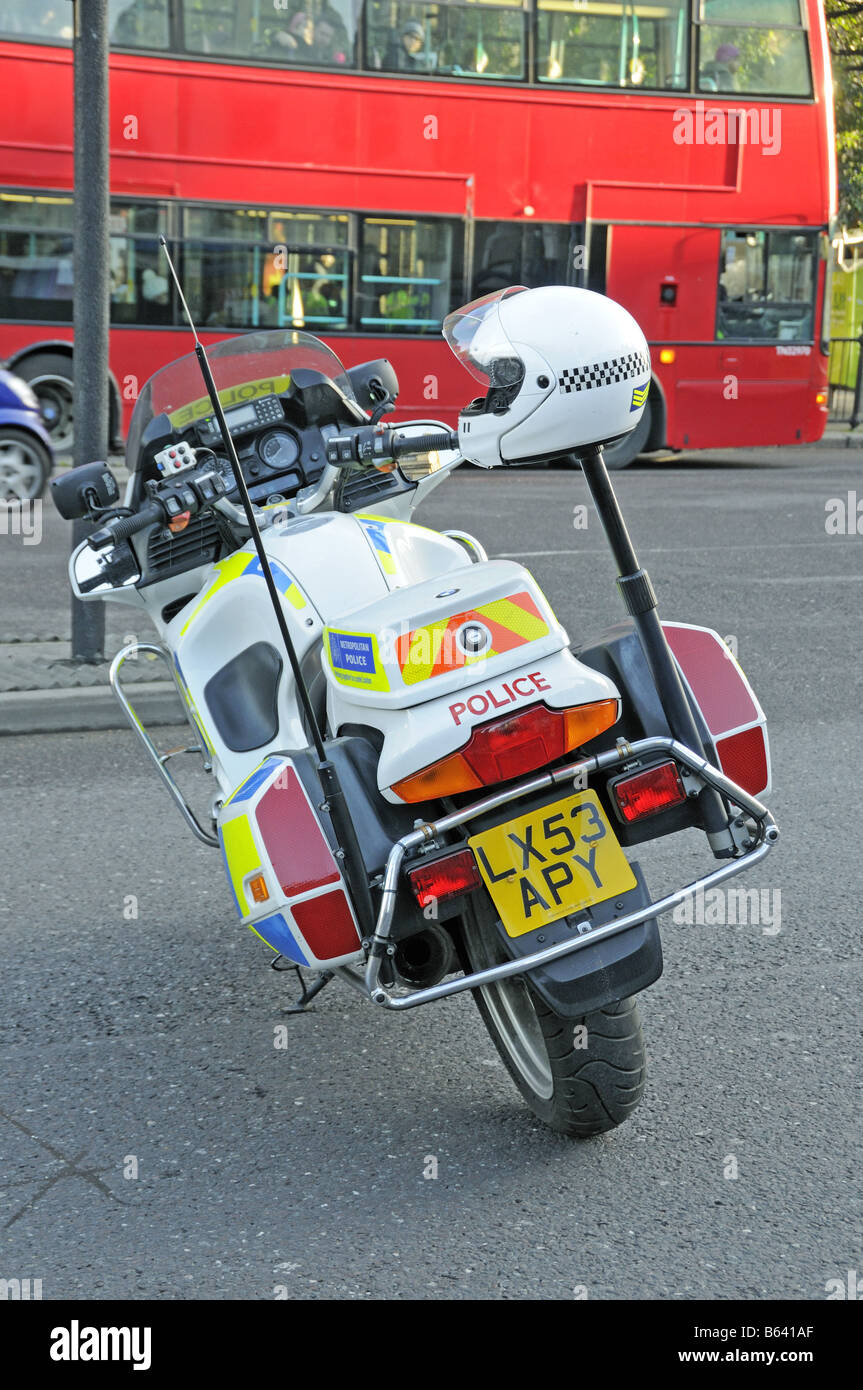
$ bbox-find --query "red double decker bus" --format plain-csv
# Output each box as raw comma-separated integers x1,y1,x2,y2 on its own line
0,0,835,466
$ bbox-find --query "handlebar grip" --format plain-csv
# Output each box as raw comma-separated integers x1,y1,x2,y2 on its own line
88,498,165,550
326,425,459,468
391,430,458,458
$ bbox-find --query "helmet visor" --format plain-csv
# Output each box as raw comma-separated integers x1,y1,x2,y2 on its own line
443,286,528,389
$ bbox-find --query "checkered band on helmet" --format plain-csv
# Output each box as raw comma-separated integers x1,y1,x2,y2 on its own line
558,350,651,394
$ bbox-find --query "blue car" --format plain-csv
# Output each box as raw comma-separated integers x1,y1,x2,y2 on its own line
0,367,55,503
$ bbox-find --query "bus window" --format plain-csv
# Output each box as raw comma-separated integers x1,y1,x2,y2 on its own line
472,222,583,297
108,203,172,325
0,229,74,320
0,0,169,45
0,193,174,325
366,1,524,80
537,0,689,89
181,0,357,66
358,217,462,332
110,0,170,48
0,1,74,40
181,206,351,330
716,229,817,342
0,192,73,320
697,1,811,97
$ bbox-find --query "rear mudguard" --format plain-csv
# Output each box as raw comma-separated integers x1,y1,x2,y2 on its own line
483,861,662,1021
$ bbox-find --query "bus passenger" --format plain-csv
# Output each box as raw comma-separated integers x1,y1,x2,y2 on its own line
383,20,436,74
700,43,740,92
271,11,316,60
313,6,352,65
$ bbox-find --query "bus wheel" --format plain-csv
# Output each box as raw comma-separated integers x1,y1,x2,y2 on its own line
603,399,653,471
16,354,75,453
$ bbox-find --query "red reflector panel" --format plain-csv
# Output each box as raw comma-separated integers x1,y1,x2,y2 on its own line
662,624,758,734
255,768,340,897
716,726,768,797
462,704,568,785
613,760,687,823
292,890,361,960
407,849,483,909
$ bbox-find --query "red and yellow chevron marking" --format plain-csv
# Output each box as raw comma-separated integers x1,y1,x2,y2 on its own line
395,591,549,686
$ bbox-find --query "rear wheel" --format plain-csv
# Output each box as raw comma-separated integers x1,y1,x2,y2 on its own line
460,893,647,1136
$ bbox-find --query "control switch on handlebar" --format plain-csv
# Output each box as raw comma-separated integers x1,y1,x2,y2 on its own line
326,425,459,469
86,467,228,551
155,440,197,476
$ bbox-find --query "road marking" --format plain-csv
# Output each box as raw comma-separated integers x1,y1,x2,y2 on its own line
496,540,863,558
756,574,863,585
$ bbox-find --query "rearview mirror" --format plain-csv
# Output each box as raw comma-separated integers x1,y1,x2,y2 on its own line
52,461,120,520
347,358,399,413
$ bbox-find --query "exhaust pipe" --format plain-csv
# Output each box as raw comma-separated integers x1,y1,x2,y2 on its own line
393,924,454,989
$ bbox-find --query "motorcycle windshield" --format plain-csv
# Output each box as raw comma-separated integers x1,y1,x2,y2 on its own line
442,286,528,387
125,329,357,470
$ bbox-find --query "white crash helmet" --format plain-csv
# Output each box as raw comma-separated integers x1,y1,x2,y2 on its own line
443,285,651,467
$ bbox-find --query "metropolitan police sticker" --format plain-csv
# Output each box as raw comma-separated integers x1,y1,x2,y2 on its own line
329,632,376,676
326,631,390,692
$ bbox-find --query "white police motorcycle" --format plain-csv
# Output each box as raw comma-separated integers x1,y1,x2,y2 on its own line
54,285,777,1136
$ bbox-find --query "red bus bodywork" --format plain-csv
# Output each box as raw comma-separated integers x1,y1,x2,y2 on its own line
0,5,836,450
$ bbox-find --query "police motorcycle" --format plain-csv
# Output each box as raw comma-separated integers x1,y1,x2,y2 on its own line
53,279,777,1136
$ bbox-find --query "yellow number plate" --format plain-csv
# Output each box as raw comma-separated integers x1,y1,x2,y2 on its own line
468,790,637,938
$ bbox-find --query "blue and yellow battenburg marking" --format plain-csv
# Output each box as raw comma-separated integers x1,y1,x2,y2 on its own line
218,812,260,918
223,755,280,807
217,813,309,965
179,551,307,636
630,381,650,412
245,555,307,609
357,514,398,577
325,629,390,692
173,652,216,756
249,913,308,965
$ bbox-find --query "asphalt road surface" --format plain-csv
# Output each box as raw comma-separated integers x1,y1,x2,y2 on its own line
1,447,861,1299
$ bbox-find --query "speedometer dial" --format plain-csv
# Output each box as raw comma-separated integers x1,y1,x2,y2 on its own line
214,456,236,492
258,430,300,472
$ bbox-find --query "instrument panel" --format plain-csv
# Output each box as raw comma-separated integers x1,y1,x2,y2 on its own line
196,394,285,446
189,397,326,505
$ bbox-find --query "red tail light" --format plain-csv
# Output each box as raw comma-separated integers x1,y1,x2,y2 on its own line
612,760,687,823
392,699,619,802
407,849,483,909
462,703,570,784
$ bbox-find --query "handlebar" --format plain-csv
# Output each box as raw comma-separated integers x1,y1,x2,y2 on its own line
88,498,166,550
86,467,229,551
326,425,458,468
83,424,456,554
393,431,459,457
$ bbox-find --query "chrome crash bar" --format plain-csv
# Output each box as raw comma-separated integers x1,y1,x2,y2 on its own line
109,642,219,848
363,736,779,1011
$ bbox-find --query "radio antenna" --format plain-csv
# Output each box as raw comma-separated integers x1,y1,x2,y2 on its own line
159,237,326,761
158,237,374,931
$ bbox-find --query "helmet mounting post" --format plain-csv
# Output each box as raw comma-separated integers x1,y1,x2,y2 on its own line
442,282,734,856
574,441,733,856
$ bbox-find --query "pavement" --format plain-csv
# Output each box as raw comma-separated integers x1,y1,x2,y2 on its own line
0,435,860,736
1,451,860,1299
